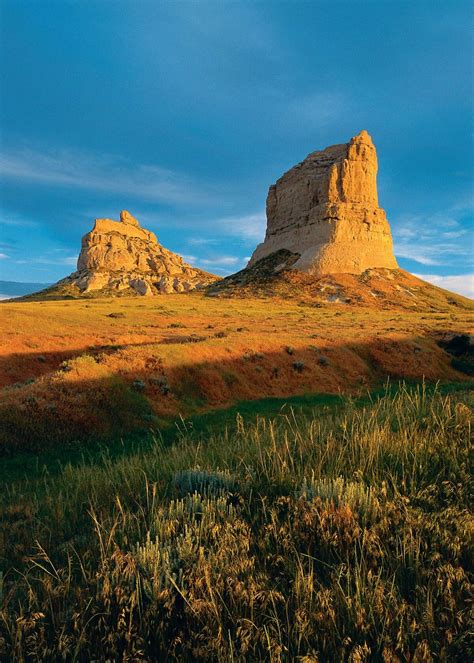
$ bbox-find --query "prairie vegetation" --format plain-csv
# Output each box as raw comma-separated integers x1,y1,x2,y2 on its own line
1,294,472,659
1,294,472,453
1,385,472,661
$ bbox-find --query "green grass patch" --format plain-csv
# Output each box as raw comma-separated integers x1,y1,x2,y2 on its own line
1,380,472,486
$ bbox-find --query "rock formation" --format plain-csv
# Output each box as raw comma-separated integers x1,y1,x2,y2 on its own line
248,130,398,274
58,210,217,296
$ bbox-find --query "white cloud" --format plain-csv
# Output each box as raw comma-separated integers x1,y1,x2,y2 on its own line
187,238,219,246
14,256,77,266
206,266,240,276
413,273,474,299
183,212,264,244
0,212,38,227
393,205,473,267
210,211,266,242
0,146,217,206
199,256,241,266
0,253,9,259
394,247,442,266
189,253,249,275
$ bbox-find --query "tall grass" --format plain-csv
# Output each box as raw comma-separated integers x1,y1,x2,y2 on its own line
0,384,472,661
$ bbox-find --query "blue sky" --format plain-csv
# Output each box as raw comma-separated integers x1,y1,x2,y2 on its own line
1,0,473,296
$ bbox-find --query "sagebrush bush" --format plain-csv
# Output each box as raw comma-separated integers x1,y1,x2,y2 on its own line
298,475,381,524
172,467,237,497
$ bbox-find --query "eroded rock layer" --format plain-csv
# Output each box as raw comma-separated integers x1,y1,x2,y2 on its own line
60,210,217,296
248,130,398,274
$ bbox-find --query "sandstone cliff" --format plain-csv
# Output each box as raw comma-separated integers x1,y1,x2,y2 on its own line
248,130,398,274
52,210,218,296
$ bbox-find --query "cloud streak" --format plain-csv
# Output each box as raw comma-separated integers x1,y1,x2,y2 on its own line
413,273,474,299
14,256,77,267
393,205,473,267
199,256,241,266
211,211,266,242
0,146,218,206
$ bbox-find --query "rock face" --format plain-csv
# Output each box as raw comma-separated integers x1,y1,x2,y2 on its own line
248,130,398,274
63,210,217,295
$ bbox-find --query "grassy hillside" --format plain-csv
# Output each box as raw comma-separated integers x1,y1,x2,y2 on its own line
1,294,472,453
1,385,472,661
208,260,473,311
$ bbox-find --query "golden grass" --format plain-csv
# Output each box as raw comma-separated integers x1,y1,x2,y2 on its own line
1,385,472,660
0,293,472,452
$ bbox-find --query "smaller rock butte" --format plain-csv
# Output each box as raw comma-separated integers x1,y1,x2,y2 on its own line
248,130,398,274
63,210,217,295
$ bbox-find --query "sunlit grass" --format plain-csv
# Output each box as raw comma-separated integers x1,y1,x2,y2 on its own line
1,384,472,660
1,293,471,455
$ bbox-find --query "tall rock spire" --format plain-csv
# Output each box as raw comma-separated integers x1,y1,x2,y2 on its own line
248,130,398,274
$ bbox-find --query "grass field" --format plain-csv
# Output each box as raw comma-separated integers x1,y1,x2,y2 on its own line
0,293,472,660
1,293,472,454
1,384,472,661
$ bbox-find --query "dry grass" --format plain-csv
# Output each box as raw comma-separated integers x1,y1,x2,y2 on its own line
0,385,472,661
0,293,472,452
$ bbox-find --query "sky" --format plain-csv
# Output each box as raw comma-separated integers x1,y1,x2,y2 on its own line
0,0,473,297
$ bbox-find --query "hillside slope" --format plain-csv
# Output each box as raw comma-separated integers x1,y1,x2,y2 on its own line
208,252,472,311
1,293,472,453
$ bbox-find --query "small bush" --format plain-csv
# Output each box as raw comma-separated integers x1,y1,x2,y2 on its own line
298,475,380,524
151,375,171,394
451,357,474,376
222,371,238,387
293,360,305,372
172,467,237,497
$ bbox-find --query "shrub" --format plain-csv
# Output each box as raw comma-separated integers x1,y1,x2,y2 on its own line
298,475,380,524
172,467,237,497
451,357,474,376
222,371,238,387
151,375,171,395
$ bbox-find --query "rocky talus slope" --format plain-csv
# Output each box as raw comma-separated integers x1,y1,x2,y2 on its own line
34,211,218,298
248,130,398,274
